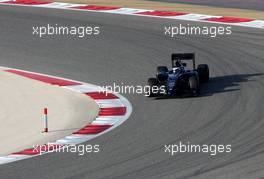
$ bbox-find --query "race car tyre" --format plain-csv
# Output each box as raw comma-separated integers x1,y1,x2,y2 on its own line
148,78,159,97
189,76,199,96
197,64,209,83
156,66,168,83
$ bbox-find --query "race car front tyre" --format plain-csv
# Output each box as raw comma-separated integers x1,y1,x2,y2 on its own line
156,66,168,83
148,78,159,97
197,64,209,83
189,76,199,96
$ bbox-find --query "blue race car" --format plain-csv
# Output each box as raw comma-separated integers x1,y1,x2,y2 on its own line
148,53,209,97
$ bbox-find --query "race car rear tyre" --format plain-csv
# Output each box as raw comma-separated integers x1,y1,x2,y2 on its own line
189,76,199,96
156,66,168,83
157,66,168,73
197,64,209,83
148,78,159,97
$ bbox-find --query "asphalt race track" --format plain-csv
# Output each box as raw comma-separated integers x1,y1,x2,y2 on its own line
0,5,264,179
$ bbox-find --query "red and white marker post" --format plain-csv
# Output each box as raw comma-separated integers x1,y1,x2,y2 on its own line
43,108,48,133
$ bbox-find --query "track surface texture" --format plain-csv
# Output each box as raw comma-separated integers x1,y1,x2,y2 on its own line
148,0,264,11
0,5,264,179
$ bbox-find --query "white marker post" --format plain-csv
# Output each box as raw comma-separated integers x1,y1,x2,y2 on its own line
43,108,48,133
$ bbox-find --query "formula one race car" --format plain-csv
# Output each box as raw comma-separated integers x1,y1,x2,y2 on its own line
148,53,209,97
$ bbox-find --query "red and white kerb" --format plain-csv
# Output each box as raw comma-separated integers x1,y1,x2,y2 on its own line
0,0,263,29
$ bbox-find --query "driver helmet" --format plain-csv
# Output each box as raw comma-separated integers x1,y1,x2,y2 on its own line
175,61,181,67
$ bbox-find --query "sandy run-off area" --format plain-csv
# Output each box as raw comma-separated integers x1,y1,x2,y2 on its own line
0,70,99,156
47,0,264,19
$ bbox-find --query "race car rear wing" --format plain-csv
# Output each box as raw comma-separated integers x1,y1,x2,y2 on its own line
171,53,195,70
